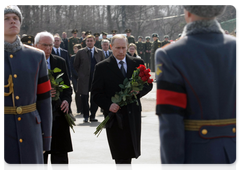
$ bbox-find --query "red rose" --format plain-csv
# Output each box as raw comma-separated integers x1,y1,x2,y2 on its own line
145,73,151,79
141,76,148,82
139,72,145,77
144,69,150,75
147,78,153,84
138,64,146,71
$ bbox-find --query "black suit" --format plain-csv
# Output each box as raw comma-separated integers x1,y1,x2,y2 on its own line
103,50,112,59
44,54,73,164
52,48,71,80
91,55,152,163
60,38,68,51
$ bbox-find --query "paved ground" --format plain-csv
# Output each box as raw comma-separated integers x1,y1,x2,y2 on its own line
67,72,160,164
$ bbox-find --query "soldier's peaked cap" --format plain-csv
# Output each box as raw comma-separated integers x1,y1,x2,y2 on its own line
183,5,226,18
152,33,159,38
94,33,100,37
72,29,78,34
21,35,34,45
164,35,169,38
125,29,132,33
102,32,108,35
111,30,117,34
85,31,92,35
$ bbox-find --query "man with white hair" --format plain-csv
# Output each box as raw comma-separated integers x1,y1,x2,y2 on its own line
35,31,73,164
155,6,236,163
101,39,112,59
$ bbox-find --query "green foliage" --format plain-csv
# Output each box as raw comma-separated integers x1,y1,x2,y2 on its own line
48,68,69,101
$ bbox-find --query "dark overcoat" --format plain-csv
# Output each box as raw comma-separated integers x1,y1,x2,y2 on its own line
5,44,52,163
73,46,105,95
49,54,73,153
91,55,152,159
155,20,236,163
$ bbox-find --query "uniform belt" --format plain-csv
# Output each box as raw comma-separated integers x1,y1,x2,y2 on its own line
4,103,36,115
184,118,236,131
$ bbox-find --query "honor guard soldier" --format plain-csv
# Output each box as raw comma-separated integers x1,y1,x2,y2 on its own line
111,29,117,36
150,33,161,71
161,35,171,47
94,33,101,49
68,29,81,56
136,36,145,61
155,6,236,163
4,5,52,163
125,29,135,44
102,31,110,41
144,36,152,68
235,28,240,38
81,30,91,48
21,35,34,46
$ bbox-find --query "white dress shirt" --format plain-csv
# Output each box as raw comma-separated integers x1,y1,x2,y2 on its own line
53,47,61,56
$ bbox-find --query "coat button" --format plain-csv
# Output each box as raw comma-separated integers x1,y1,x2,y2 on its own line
201,129,208,135
16,96,19,100
18,117,21,121
10,54,13,58
14,74,17,78
19,139,23,143
232,127,236,133
16,107,22,114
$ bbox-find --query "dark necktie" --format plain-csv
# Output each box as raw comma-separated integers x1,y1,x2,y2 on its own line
56,49,60,56
105,51,108,58
119,61,126,78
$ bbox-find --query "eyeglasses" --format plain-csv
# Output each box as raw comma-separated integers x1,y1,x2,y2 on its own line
38,43,53,48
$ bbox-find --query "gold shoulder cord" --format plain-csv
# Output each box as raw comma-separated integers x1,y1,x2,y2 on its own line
4,75,15,108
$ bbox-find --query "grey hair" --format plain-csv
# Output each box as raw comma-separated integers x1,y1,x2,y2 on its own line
111,34,128,46
34,31,54,45
101,39,110,45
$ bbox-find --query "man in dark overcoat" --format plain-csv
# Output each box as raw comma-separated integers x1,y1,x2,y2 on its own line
35,31,73,164
155,6,236,163
74,34,105,122
91,35,152,164
52,34,71,80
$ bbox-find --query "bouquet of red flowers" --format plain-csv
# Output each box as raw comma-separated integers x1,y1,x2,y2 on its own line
94,64,153,136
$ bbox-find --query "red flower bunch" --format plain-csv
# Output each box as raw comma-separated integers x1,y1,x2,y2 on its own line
138,64,153,84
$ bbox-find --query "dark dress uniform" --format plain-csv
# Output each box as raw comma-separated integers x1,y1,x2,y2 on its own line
150,38,161,71
161,40,170,47
68,36,81,56
144,38,152,68
155,19,236,163
136,40,145,61
4,37,52,163
94,40,101,49
60,38,68,51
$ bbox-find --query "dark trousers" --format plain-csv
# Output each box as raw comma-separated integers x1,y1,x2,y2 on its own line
115,158,132,170
81,93,98,119
43,152,68,164
72,76,82,113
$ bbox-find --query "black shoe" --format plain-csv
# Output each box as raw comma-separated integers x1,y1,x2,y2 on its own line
83,118,88,123
90,118,98,122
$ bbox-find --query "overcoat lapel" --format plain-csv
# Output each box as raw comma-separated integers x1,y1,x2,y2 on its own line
107,55,125,79
126,55,135,78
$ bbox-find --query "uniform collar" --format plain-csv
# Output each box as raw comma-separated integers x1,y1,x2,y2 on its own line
181,19,225,37
4,36,22,53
